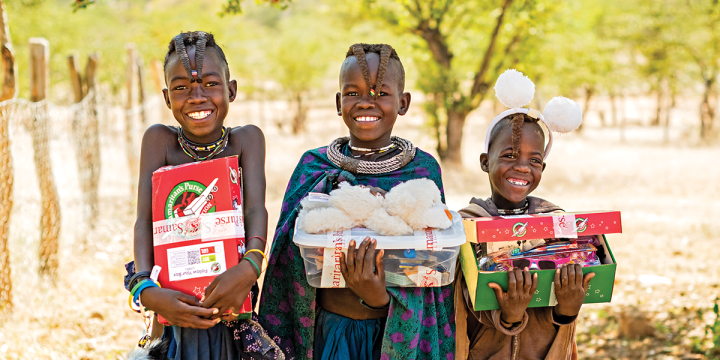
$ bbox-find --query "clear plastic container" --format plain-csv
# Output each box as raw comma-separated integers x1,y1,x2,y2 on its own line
293,211,466,288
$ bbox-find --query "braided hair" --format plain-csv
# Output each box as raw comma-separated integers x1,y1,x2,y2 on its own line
164,31,229,83
343,43,405,98
488,113,544,158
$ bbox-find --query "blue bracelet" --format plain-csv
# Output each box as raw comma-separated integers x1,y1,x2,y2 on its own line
132,279,159,304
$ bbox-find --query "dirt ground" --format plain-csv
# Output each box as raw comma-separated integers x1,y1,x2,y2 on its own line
0,95,718,359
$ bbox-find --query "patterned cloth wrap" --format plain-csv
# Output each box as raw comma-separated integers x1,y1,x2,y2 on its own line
259,146,456,360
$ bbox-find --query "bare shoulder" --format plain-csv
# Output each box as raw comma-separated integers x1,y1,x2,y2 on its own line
229,124,265,152
142,124,177,144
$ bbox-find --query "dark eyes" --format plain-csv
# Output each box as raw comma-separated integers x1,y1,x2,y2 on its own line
345,91,390,96
500,153,542,164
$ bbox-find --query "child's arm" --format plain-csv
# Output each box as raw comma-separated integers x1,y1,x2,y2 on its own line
488,268,538,326
339,238,391,308
552,264,594,323
133,125,219,328
201,125,268,320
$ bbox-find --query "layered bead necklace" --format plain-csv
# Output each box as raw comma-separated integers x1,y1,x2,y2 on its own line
496,199,530,215
349,142,396,158
177,126,230,161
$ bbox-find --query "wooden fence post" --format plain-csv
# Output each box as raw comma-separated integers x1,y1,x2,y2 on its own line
30,37,61,277
125,43,138,196
68,52,101,230
151,59,171,124
137,56,148,127
0,0,17,315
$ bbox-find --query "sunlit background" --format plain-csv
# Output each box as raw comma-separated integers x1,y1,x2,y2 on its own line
0,0,719,358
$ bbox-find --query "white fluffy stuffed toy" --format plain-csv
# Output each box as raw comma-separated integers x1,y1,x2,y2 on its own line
298,179,452,236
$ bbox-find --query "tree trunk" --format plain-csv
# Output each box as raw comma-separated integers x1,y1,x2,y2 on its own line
664,92,675,143
125,44,139,196
609,92,618,127
578,86,593,132
652,79,663,126
291,93,307,135
700,77,716,140
0,0,16,316
443,107,468,167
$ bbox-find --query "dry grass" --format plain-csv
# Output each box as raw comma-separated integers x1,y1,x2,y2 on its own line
0,97,718,359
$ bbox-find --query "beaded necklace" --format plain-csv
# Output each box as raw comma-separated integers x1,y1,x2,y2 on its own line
496,199,530,215
327,136,415,174
350,144,397,158
177,126,230,161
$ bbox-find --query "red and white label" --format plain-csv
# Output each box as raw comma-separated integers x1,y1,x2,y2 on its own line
152,210,245,246
414,228,440,251
411,266,441,287
320,246,347,288
552,214,577,239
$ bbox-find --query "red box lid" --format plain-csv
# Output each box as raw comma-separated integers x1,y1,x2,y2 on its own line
151,156,246,297
463,211,622,243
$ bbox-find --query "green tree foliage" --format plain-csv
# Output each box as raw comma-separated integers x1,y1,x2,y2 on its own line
355,0,560,165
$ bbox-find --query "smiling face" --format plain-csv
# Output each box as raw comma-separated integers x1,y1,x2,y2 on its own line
335,53,410,149
481,120,546,209
163,47,237,143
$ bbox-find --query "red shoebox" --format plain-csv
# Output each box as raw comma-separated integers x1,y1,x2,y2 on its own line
463,211,622,242
152,156,252,322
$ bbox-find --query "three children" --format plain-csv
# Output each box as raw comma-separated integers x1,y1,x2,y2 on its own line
130,32,593,360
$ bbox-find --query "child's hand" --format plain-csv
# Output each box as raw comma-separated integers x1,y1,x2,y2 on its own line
488,268,538,324
340,237,390,308
140,287,220,329
201,259,259,321
554,264,595,318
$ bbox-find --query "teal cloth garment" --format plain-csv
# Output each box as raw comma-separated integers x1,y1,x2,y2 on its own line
258,145,456,360
313,308,385,360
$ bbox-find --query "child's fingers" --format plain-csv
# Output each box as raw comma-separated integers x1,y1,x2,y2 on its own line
345,240,356,274
375,249,384,278
355,237,369,269
567,264,576,286
488,282,504,301
522,267,532,293
202,280,219,304
530,272,538,295
507,270,518,297
364,239,377,274
574,264,584,286
582,272,596,291
560,264,569,286
554,268,562,290
339,252,349,279
177,292,203,307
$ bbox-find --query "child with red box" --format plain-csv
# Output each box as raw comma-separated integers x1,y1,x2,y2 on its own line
128,31,290,359
454,70,595,360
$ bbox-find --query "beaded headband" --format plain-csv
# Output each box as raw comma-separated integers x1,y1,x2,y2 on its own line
484,69,583,159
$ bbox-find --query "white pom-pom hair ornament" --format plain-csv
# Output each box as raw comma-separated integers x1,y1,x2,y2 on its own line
484,70,583,160
494,69,535,109
542,96,583,133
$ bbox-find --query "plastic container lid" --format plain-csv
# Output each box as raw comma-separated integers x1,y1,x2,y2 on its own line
293,211,466,250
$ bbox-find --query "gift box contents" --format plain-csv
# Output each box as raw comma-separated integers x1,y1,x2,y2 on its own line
294,212,467,288
460,211,621,311
151,156,252,322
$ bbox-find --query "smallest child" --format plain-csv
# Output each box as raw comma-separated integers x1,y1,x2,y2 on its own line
454,70,594,359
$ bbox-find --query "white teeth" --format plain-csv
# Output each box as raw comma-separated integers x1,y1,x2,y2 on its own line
356,116,379,122
188,110,212,119
508,179,528,186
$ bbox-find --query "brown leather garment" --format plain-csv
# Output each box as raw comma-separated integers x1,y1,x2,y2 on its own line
454,197,578,360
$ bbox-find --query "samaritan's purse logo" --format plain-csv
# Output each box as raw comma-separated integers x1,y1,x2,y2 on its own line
165,180,216,219
575,217,588,232
512,222,528,237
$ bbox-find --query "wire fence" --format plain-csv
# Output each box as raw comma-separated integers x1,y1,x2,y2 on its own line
0,90,166,320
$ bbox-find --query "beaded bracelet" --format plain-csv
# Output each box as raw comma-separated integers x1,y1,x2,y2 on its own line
244,257,261,277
